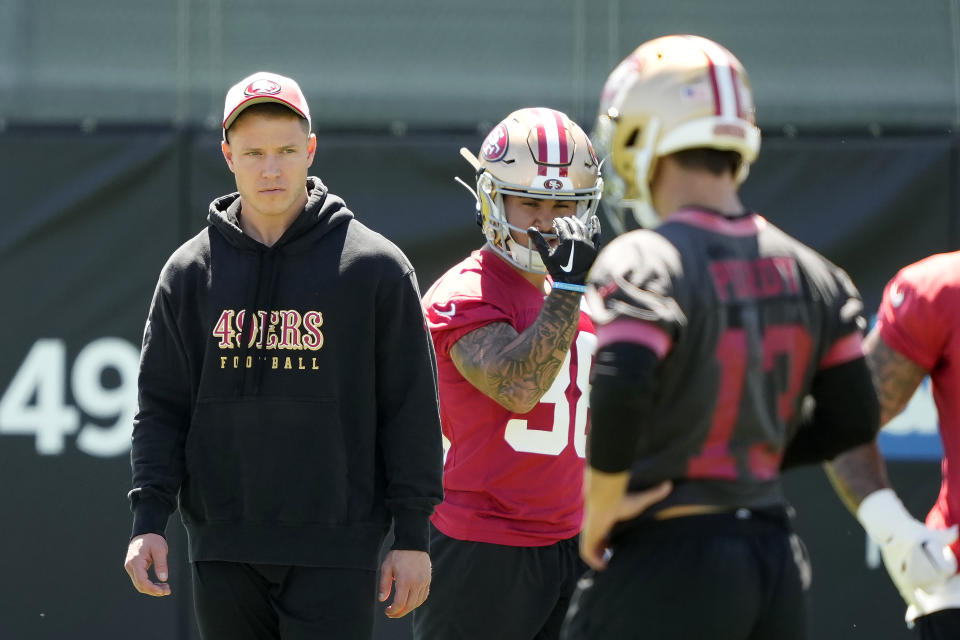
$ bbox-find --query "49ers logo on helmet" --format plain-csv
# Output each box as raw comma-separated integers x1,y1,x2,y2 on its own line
244,79,282,97
481,124,509,162
543,179,564,190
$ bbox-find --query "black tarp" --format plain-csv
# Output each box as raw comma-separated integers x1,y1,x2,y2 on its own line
0,128,956,640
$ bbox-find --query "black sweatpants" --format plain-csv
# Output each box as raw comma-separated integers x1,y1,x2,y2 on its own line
412,524,585,640
561,510,810,640
915,608,960,639
191,560,378,640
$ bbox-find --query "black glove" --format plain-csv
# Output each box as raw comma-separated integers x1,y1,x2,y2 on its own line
527,215,601,286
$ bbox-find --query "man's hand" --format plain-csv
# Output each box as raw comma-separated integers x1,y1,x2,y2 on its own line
527,215,601,285
378,550,431,618
580,469,672,571
124,533,172,597
858,489,958,607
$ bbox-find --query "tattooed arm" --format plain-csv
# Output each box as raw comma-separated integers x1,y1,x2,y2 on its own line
825,327,957,606
450,289,582,413
824,326,928,512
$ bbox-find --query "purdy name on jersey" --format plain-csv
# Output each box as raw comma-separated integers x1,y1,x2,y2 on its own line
709,256,801,302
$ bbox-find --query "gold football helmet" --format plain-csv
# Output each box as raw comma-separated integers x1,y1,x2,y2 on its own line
593,34,761,231
459,107,602,274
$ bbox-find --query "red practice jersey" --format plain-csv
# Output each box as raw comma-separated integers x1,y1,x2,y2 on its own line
422,249,596,547
876,251,960,563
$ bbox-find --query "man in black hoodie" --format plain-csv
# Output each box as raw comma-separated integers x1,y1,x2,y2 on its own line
122,71,444,640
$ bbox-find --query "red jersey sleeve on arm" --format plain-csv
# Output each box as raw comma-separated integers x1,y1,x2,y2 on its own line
422,251,528,358
425,298,512,358
876,271,945,372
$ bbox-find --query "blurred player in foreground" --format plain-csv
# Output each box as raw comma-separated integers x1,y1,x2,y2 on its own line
413,107,615,640
827,253,960,638
123,71,443,639
561,35,881,640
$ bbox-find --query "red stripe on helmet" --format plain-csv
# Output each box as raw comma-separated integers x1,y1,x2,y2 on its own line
553,110,570,177
537,119,549,175
553,110,569,164
705,55,722,116
731,68,743,119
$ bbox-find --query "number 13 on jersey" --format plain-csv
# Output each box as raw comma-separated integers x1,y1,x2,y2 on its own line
504,332,597,457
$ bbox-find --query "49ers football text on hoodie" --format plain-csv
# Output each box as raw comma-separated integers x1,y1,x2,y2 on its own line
128,177,444,569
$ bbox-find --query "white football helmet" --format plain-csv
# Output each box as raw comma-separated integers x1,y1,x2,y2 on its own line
459,107,602,274
593,34,761,231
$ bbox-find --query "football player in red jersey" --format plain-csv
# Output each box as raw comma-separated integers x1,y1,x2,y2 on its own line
561,35,881,640
827,254,960,637
412,107,611,640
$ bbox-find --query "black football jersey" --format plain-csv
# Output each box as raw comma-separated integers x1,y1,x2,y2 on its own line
586,208,865,509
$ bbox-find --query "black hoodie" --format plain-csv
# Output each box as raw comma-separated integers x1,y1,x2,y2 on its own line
128,177,443,569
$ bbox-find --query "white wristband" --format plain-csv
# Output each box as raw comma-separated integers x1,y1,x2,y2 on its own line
857,488,914,544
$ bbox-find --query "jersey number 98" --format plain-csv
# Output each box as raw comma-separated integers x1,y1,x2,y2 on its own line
504,332,596,457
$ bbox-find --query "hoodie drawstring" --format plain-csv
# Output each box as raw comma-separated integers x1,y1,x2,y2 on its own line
251,252,283,395
235,250,263,396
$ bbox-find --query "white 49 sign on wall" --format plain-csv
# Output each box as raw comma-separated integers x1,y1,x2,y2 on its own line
0,338,140,457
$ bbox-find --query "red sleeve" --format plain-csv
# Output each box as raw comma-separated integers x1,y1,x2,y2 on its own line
422,251,532,358
876,262,948,372
425,297,512,358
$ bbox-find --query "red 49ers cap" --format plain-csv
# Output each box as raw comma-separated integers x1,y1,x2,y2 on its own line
222,71,311,133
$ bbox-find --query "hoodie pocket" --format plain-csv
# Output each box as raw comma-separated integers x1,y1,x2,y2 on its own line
183,397,348,525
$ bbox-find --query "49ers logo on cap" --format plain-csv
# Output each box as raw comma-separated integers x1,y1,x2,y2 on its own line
244,79,282,97
481,124,509,162
543,179,563,190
